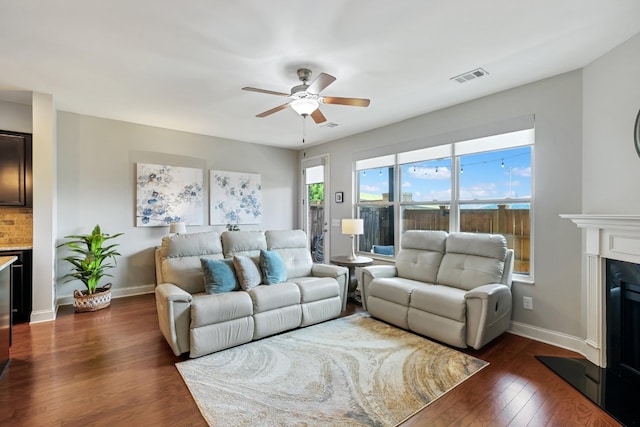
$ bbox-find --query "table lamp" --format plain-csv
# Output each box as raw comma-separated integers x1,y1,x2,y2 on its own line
342,218,364,261
169,221,187,235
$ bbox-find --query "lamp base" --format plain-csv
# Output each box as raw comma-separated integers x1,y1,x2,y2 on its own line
348,235,357,260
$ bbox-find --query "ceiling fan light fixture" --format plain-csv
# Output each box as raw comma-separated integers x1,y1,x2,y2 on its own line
290,98,319,116
242,69,369,124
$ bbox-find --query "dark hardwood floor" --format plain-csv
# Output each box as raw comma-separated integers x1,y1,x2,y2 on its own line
0,294,620,426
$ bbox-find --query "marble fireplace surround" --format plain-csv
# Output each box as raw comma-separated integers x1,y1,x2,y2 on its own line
561,214,640,368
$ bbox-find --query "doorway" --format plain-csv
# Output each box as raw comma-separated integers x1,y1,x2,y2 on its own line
302,155,330,263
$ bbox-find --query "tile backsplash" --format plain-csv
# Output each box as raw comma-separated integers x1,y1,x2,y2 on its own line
0,208,33,246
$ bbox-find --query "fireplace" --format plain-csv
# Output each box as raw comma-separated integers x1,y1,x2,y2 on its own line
536,215,640,426
606,258,640,385
559,214,640,368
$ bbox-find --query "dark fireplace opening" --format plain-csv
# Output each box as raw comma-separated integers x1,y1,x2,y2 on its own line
536,258,640,426
607,258,640,385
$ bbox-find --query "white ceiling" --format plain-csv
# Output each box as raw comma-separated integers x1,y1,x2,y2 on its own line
1,1,639,148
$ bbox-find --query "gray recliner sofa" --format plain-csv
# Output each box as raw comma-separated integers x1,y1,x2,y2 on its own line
361,230,514,350
154,229,348,358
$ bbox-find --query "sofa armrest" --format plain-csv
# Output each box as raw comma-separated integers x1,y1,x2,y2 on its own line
311,263,349,311
155,283,193,356
464,284,512,350
361,265,398,310
311,263,348,278
156,282,193,302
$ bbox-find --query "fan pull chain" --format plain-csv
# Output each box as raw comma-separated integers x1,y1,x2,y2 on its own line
302,115,307,143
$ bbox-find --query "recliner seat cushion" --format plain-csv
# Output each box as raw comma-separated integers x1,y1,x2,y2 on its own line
409,284,466,322
368,277,421,306
248,282,301,313
288,276,340,303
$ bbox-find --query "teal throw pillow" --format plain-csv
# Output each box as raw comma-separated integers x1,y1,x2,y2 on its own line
200,258,239,294
260,249,287,285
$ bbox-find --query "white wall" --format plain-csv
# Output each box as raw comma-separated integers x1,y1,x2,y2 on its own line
56,112,299,301
0,99,31,132
31,93,57,322
302,70,585,341
583,33,640,213
0,95,58,322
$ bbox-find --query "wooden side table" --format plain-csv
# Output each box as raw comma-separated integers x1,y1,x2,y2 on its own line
330,255,373,295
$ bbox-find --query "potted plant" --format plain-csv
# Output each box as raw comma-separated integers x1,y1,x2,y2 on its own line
58,224,124,312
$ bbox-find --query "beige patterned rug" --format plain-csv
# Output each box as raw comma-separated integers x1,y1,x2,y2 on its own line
176,313,488,426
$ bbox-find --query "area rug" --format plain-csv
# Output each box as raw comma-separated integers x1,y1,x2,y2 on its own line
176,313,488,426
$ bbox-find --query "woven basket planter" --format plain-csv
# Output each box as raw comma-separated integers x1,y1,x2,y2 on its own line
73,283,112,312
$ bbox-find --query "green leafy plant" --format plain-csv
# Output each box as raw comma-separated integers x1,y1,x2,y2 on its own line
308,183,324,203
58,225,124,294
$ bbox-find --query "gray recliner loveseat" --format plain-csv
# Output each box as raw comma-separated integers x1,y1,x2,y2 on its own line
361,230,514,350
154,229,348,358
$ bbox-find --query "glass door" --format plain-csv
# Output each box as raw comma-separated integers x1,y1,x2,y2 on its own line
302,155,329,263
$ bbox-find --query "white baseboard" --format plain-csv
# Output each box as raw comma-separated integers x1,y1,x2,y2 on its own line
111,284,156,299
55,284,156,308
508,321,589,358
30,308,57,323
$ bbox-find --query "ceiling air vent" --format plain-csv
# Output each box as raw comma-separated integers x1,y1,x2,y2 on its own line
451,68,489,83
321,122,339,128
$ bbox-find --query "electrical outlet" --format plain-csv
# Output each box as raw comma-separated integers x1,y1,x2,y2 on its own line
523,296,533,310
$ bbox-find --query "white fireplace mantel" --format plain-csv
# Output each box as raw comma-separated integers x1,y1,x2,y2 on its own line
561,214,640,367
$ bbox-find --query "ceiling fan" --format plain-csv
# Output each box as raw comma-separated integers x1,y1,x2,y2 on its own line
242,68,370,124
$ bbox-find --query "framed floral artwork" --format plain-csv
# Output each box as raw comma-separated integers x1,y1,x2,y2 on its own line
210,170,262,225
136,163,204,227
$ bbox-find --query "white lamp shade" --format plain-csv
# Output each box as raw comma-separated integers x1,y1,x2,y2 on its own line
291,98,319,116
169,221,187,234
342,219,364,235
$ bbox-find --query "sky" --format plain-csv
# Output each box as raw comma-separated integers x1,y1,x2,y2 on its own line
359,146,531,203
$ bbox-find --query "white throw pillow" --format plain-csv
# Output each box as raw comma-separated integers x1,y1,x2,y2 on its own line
232,255,262,290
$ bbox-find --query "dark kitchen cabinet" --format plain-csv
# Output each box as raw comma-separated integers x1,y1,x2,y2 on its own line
0,250,32,326
0,131,32,207
0,256,13,379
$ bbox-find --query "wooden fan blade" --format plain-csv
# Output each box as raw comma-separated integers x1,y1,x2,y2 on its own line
256,103,291,118
242,87,290,97
307,73,336,94
310,108,327,124
322,96,370,107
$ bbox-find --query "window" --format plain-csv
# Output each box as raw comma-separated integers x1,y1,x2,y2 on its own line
357,165,395,256
400,156,452,234
458,145,531,274
355,129,533,276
